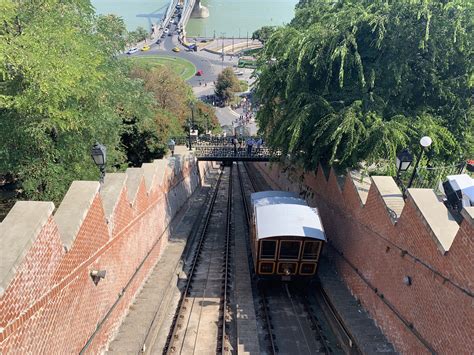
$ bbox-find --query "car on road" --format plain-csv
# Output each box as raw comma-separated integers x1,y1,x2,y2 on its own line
126,47,138,55
196,70,203,76
172,47,180,52
141,45,151,51
235,71,244,76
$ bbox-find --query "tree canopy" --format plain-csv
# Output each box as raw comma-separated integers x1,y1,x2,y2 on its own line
0,0,211,202
252,26,277,44
255,0,473,171
215,67,243,103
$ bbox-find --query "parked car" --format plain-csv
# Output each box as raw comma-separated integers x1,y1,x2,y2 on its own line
172,47,180,52
126,47,138,55
141,45,151,51
156,39,161,45
164,28,169,34
196,70,203,76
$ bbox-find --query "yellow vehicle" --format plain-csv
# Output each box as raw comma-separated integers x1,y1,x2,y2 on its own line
141,45,151,51
172,47,180,52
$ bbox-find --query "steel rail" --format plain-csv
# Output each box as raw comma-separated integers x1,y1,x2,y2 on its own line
163,169,224,354
284,284,316,354
293,285,333,354
219,164,233,354
236,162,277,355
140,174,218,353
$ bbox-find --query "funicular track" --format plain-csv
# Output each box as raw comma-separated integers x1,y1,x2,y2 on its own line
238,162,346,354
163,166,233,354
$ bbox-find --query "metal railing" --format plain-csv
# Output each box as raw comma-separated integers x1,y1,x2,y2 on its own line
398,161,466,193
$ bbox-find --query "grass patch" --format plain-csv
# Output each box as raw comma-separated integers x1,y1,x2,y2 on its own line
130,55,196,80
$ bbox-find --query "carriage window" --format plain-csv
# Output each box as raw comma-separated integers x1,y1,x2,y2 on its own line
303,241,320,260
260,240,277,259
279,241,301,259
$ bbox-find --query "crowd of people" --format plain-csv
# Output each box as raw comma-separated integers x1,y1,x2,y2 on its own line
231,136,264,156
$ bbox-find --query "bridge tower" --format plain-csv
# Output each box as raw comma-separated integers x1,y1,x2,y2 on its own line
191,0,209,18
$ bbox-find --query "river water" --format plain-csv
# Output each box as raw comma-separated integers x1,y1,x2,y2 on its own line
92,0,298,36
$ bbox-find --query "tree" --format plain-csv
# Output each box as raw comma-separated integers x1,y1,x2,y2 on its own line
128,26,149,44
0,0,162,201
130,65,193,128
255,0,473,170
215,67,241,103
192,101,221,134
96,14,128,54
252,26,276,44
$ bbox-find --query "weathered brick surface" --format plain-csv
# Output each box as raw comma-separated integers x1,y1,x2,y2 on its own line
254,162,473,354
0,153,210,353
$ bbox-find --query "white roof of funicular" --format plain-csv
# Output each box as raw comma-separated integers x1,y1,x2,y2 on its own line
251,190,308,209
251,191,299,205
255,204,326,241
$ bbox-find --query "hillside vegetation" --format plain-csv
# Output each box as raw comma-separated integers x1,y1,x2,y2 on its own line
255,0,473,170
0,0,218,202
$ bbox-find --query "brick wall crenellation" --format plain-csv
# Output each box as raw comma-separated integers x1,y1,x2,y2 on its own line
0,152,210,353
254,161,473,354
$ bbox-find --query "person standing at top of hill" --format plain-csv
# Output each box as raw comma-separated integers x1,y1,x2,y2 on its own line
168,138,175,156
246,137,254,156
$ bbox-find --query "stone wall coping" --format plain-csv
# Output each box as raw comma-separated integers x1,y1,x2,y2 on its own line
54,181,100,251
153,159,167,186
371,176,405,220
125,168,144,203
407,188,459,254
100,173,127,224
142,163,158,192
0,201,55,296
349,170,371,205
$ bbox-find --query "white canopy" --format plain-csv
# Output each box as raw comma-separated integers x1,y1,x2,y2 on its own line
447,174,474,205
251,191,299,205
255,203,326,241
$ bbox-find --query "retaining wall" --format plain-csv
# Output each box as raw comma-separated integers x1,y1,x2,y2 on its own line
254,162,473,354
0,151,210,353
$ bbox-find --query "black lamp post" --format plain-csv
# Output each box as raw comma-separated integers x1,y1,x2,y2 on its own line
395,148,413,180
407,136,432,190
91,143,106,184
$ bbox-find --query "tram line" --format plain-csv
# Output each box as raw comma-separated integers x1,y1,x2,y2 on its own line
163,166,233,354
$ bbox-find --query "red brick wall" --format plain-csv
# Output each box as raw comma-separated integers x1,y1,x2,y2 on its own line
254,162,473,354
0,157,209,353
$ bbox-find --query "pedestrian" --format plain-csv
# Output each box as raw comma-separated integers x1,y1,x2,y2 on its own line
232,136,238,155
256,137,263,154
168,138,176,156
246,137,254,156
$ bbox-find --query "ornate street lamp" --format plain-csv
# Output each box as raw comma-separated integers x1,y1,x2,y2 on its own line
91,143,106,184
407,136,432,190
395,148,413,180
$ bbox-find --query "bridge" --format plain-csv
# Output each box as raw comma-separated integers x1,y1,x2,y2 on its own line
178,0,208,41
173,137,281,161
